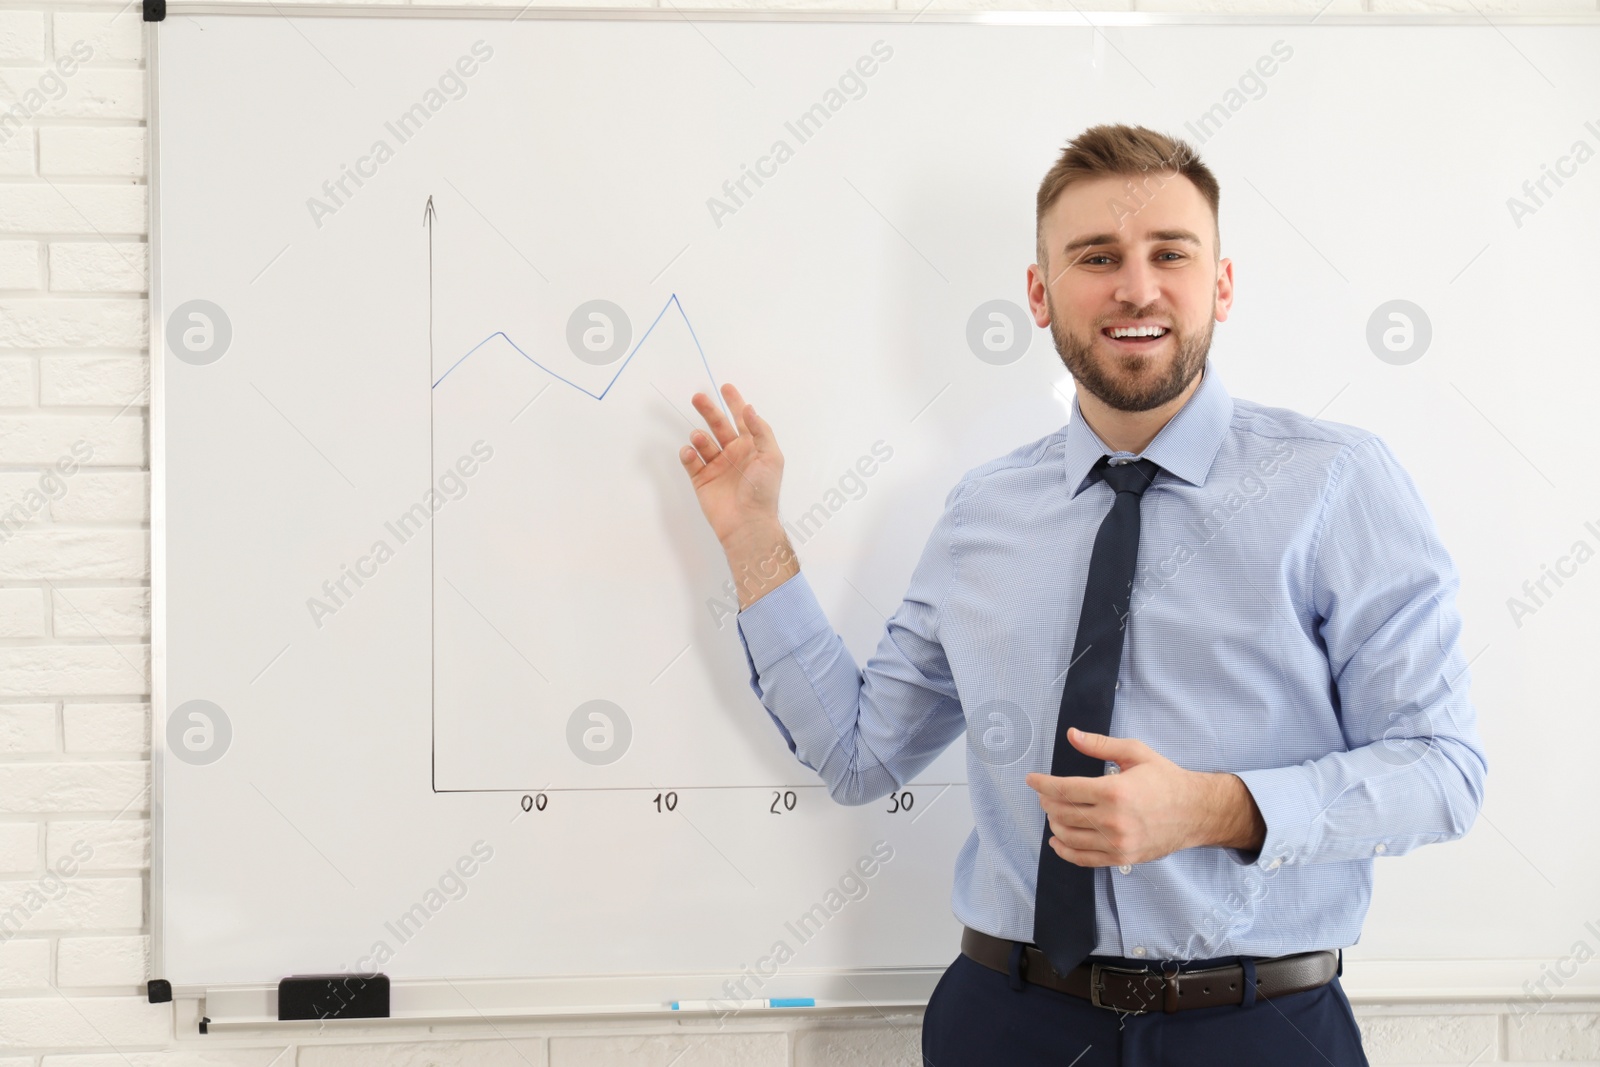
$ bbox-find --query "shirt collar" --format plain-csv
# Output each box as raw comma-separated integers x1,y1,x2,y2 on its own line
1061,359,1234,497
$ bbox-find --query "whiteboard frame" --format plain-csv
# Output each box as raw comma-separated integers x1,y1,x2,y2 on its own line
147,6,168,1009
147,6,1600,1025
147,3,1600,22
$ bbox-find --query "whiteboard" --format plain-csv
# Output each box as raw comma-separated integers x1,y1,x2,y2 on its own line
152,6,1600,1017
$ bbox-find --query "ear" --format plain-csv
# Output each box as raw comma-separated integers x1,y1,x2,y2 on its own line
1214,256,1234,324
1026,261,1052,329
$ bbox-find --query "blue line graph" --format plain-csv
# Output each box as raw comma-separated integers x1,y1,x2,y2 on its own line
430,293,728,419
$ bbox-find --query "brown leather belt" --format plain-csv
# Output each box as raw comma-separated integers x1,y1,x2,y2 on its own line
960,927,1339,1014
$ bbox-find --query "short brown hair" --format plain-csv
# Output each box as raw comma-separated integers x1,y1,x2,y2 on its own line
1035,124,1220,272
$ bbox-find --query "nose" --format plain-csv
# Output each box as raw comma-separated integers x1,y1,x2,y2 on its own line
1112,254,1161,310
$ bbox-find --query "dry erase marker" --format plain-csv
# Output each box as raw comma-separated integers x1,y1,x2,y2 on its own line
670,998,815,1010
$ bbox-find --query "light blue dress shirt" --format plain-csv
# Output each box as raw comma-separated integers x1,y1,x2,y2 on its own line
733,360,1488,961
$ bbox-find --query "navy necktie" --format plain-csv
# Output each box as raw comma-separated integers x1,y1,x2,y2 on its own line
1033,455,1161,977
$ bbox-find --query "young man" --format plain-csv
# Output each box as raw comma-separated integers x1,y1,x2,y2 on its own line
677,124,1486,1066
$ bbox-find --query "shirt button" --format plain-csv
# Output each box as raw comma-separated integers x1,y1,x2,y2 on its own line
1119,864,1132,874
1114,681,1120,690
1374,843,1387,854
1132,946,1146,957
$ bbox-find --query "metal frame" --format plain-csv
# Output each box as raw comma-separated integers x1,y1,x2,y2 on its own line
146,4,1600,1021
146,11,167,1000
150,4,1600,22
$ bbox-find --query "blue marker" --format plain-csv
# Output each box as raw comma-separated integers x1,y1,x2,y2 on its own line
670,997,816,1010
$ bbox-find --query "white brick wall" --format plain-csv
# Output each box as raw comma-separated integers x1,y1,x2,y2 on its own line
2,1,1596,1063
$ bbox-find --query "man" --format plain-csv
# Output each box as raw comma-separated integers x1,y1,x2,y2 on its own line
676,124,1486,1066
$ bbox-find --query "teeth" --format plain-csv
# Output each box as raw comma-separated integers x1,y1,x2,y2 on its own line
1107,326,1169,339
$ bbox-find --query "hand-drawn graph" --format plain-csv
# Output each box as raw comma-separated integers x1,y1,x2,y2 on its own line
432,291,725,401
422,192,842,794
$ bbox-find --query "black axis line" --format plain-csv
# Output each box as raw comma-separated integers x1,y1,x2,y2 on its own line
425,194,437,795
436,783,967,794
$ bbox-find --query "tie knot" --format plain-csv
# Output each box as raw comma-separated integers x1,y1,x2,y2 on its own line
1095,457,1161,497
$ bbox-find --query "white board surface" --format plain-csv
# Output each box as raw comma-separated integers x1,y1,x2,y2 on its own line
153,7,1600,1009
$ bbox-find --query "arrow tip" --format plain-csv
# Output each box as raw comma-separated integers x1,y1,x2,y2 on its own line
423,195,436,225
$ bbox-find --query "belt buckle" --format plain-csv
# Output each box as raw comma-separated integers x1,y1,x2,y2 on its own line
1089,962,1155,1015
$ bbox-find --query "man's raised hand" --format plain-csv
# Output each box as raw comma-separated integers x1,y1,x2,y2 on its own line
680,383,785,550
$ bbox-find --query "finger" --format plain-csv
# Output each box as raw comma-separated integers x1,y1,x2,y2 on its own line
1050,825,1123,857
1030,773,1106,808
1045,808,1110,843
721,383,775,457
685,428,720,466
679,441,708,478
721,383,750,438
1047,838,1109,867
691,389,740,450
742,399,775,454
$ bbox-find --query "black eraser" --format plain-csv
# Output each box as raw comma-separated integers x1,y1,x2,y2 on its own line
278,974,390,1021
147,978,172,1003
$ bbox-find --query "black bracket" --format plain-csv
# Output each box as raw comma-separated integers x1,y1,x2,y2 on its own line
144,0,165,21
147,978,172,1004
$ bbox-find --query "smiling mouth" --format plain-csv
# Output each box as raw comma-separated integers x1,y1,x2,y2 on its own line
1101,327,1171,348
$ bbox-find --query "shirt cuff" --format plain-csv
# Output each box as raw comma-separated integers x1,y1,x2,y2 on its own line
732,570,834,762
735,569,833,672
1225,765,1320,872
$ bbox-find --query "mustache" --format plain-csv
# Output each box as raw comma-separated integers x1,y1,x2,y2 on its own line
1095,315,1175,330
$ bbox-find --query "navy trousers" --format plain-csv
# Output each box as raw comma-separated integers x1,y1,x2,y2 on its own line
922,951,1371,1067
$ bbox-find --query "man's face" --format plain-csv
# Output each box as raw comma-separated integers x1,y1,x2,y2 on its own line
1027,173,1233,413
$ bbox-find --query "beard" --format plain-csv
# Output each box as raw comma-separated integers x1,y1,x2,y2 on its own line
1047,290,1212,413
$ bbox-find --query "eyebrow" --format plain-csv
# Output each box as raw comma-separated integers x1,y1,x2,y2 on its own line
1061,228,1205,257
